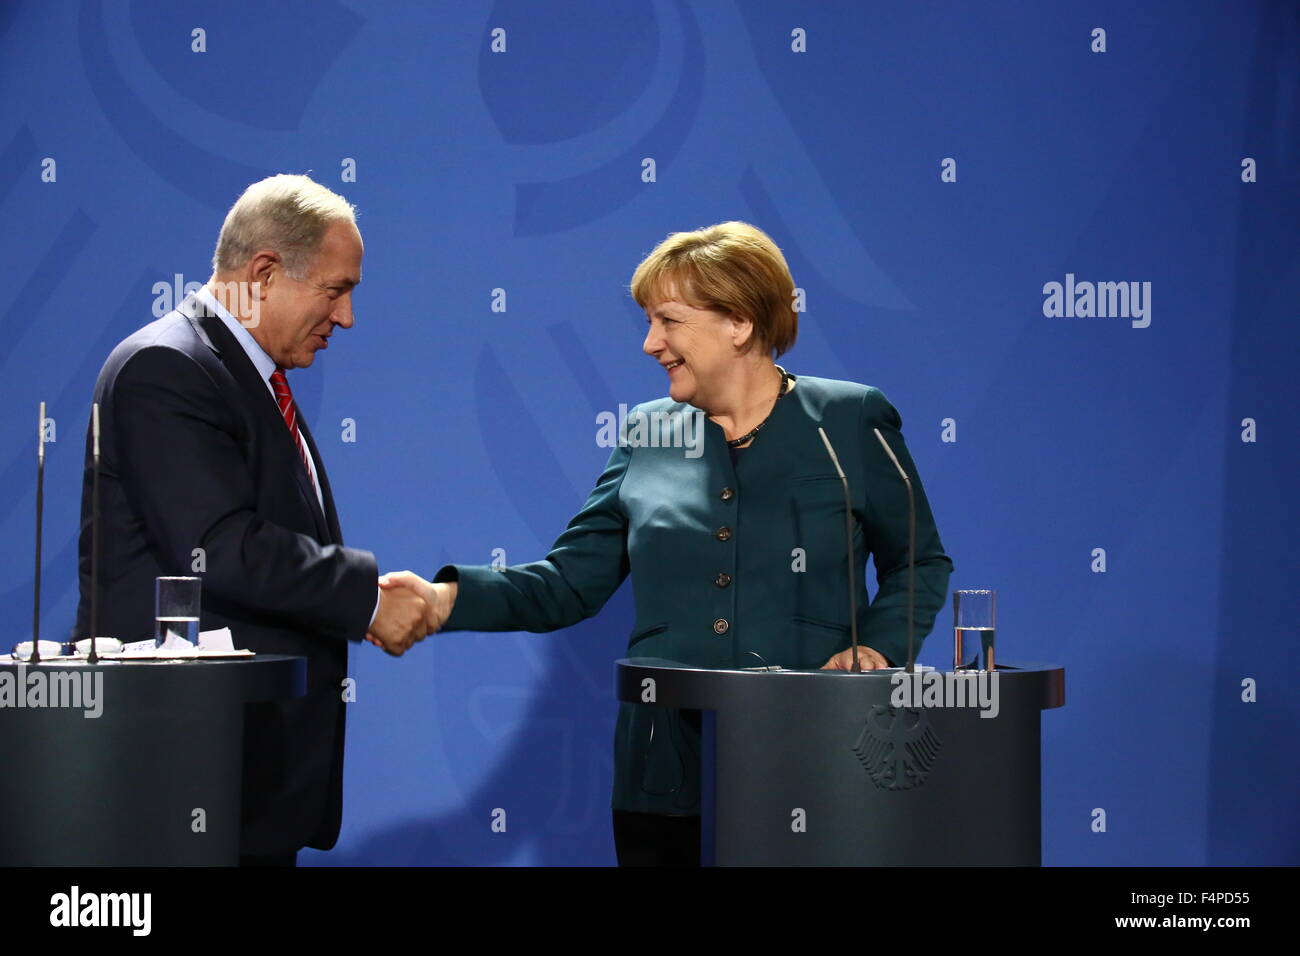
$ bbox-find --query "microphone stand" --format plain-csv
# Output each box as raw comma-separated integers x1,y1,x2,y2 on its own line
872,428,916,674
816,428,861,672
89,403,100,665
32,403,45,665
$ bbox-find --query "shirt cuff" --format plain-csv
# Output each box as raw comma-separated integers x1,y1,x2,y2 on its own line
368,587,381,630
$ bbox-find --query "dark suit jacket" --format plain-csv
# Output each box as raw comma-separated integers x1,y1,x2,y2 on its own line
436,375,953,815
74,292,377,855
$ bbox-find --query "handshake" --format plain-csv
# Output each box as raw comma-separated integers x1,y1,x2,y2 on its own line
364,571,457,657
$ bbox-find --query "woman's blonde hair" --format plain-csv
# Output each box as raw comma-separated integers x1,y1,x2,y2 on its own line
630,221,798,357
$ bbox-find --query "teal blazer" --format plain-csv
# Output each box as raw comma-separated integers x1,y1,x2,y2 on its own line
435,374,953,815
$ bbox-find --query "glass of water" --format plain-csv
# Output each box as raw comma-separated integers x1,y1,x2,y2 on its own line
155,576,201,649
953,590,996,671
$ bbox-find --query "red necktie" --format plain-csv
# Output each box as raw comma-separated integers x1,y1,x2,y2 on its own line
269,368,317,495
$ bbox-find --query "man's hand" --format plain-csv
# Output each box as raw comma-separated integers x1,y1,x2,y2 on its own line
366,582,430,657
378,570,456,633
821,646,890,671
364,571,457,653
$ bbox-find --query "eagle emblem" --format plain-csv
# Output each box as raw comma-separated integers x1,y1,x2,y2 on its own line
852,705,942,790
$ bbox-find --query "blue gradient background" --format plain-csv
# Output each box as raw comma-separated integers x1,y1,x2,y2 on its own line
0,1,1295,865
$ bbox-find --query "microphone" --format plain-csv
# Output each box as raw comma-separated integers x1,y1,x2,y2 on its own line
88,403,101,665
816,427,861,672
872,427,916,674
32,402,45,665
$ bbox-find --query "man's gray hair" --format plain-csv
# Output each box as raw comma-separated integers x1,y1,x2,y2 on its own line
212,174,357,279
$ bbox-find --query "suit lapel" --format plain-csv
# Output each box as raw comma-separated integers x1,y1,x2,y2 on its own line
179,294,332,543
181,294,221,355
296,415,343,545
283,416,331,543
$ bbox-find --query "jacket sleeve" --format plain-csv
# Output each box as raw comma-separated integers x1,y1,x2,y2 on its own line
856,387,954,667
434,442,633,633
110,345,378,641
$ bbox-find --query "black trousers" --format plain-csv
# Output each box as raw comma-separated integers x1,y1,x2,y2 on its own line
613,809,701,867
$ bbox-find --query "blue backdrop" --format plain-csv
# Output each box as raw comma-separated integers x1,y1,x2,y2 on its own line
1,0,1296,866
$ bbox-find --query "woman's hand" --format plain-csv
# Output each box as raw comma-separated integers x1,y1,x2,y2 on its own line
821,646,889,671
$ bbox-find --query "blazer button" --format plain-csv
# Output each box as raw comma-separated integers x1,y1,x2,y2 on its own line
715,526,732,541
712,618,730,635
714,572,732,588
719,487,735,502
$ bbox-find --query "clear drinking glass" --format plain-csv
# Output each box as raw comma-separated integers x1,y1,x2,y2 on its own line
155,576,201,649
953,589,996,671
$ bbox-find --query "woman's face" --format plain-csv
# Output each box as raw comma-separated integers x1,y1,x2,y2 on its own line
642,282,750,409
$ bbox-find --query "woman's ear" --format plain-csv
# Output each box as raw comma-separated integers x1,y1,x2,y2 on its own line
730,313,755,350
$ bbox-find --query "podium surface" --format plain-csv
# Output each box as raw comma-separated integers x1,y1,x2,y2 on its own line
0,654,304,866
616,658,1064,866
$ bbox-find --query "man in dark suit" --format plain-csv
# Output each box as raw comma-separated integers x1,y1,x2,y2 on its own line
74,174,432,865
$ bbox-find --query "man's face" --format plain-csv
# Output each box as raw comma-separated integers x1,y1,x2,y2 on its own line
257,222,363,369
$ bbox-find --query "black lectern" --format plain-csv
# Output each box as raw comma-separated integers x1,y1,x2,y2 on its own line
0,655,304,866
616,658,1065,866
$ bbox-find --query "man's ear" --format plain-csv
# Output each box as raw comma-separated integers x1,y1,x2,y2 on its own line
248,250,279,297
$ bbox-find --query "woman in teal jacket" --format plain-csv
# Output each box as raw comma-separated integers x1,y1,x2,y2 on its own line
381,222,953,865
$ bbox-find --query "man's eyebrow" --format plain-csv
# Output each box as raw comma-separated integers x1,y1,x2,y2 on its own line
327,276,359,289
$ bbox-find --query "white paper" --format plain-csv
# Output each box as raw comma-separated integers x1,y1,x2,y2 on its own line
197,627,236,652
156,631,195,652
